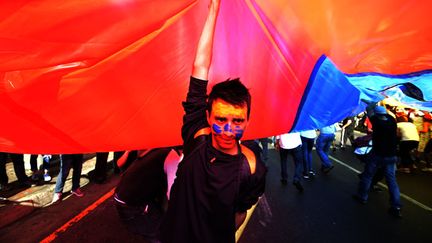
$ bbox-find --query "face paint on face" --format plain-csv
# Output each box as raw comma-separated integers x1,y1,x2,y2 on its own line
233,125,244,140
223,123,233,133
208,99,249,154
212,123,243,140
212,124,223,134
212,100,247,118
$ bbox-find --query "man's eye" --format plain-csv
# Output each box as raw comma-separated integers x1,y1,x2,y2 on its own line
233,118,245,124
215,117,227,123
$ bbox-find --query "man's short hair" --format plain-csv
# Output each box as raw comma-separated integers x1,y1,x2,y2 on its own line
207,78,251,118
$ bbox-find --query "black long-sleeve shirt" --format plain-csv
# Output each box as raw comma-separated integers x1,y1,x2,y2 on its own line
161,76,266,243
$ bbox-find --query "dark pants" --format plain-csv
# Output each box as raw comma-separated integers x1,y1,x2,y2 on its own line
95,151,124,178
301,136,315,173
279,145,303,183
115,200,164,241
357,154,401,208
341,128,355,147
399,140,419,168
0,153,28,184
30,154,50,172
357,154,384,186
259,138,269,163
316,133,335,168
54,154,83,193
95,152,109,179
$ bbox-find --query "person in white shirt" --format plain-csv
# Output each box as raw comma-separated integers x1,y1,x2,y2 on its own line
275,132,304,192
397,121,420,173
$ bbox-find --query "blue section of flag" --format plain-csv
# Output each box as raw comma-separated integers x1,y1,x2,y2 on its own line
292,56,360,132
292,56,432,132
347,70,432,110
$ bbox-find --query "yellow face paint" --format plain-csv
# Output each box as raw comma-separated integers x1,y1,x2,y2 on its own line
211,99,247,119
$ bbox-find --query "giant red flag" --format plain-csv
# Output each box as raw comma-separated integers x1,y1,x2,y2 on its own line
1,0,431,153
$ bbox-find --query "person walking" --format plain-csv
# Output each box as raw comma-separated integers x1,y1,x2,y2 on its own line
316,124,338,173
0,153,31,191
353,102,402,218
397,120,419,173
51,154,84,203
275,132,304,192
340,116,355,149
300,129,317,178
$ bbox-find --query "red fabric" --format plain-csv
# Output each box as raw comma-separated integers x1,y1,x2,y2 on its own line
364,117,373,133
1,0,432,153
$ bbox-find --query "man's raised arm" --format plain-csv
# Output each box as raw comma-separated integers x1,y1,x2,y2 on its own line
191,0,220,80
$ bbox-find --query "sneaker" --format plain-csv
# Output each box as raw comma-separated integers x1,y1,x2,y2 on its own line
352,194,367,205
71,188,84,197
31,173,40,181
18,180,32,188
43,174,52,182
388,207,402,218
322,165,335,174
293,181,304,193
303,174,310,179
51,192,63,204
308,171,316,176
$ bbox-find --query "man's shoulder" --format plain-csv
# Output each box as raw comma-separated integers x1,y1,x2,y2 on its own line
193,127,211,139
183,130,209,156
240,144,257,175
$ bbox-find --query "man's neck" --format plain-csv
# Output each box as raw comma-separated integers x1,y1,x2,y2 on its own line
212,141,240,155
219,147,239,155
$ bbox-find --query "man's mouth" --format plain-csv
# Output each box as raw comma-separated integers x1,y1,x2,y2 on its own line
218,135,235,143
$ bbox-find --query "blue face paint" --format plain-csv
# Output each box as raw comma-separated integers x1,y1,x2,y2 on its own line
212,124,223,134
223,123,233,133
213,123,243,139
234,125,244,140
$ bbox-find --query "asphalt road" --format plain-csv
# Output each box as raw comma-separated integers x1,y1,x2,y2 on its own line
1,146,431,243
239,147,432,243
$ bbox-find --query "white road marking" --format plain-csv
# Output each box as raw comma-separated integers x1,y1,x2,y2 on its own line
329,155,432,212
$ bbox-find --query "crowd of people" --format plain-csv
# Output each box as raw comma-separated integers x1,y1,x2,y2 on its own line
356,102,432,173
0,152,126,203
268,99,432,220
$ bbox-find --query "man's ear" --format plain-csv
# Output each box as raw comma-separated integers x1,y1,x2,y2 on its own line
206,110,211,124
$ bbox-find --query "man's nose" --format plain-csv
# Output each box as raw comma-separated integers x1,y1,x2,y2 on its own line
223,123,234,134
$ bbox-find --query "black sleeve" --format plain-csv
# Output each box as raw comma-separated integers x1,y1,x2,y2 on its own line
236,161,266,212
236,143,267,213
181,76,209,148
